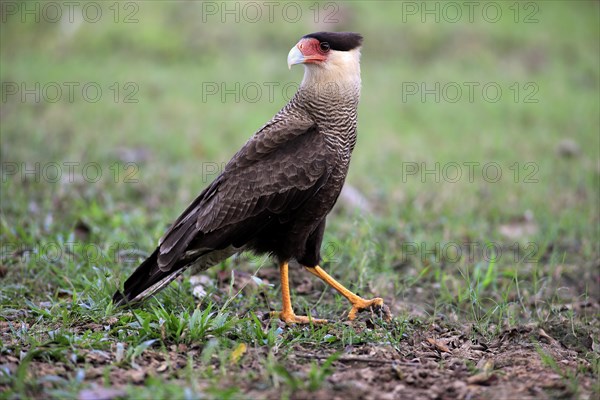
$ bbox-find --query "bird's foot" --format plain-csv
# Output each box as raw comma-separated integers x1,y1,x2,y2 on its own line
348,297,392,321
270,310,328,325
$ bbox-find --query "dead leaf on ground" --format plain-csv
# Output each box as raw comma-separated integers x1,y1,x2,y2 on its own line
230,343,247,365
538,328,559,346
129,370,145,383
426,338,451,353
156,363,168,373
467,372,498,386
475,358,494,373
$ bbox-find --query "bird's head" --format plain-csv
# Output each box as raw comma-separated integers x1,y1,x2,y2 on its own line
288,32,363,91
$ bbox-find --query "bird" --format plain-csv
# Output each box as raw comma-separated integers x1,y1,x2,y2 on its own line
113,32,391,324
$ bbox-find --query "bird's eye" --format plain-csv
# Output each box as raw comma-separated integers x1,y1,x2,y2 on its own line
319,42,330,52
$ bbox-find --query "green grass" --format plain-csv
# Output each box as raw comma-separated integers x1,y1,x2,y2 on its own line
1,1,599,398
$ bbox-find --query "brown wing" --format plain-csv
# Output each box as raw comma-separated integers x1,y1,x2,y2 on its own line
156,116,331,270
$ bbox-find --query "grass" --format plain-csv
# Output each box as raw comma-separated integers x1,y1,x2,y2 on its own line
1,1,599,399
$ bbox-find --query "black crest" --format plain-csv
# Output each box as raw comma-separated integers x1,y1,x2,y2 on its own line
303,32,363,51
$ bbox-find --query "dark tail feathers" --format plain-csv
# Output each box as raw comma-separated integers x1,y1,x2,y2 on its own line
113,248,179,306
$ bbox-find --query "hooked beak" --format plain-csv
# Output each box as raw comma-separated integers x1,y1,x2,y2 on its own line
287,45,305,69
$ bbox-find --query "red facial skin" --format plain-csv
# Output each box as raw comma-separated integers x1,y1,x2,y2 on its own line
296,38,329,65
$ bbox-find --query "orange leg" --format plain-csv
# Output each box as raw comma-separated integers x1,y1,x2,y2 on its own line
270,261,327,324
305,265,391,321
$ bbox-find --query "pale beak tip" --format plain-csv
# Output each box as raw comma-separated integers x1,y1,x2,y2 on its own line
287,45,304,70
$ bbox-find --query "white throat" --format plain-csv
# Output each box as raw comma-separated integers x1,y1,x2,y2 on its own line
300,48,362,97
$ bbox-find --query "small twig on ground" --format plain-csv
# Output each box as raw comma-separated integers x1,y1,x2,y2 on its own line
294,353,419,366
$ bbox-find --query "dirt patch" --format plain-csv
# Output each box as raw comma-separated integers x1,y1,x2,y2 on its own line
270,323,594,400
3,318,596,399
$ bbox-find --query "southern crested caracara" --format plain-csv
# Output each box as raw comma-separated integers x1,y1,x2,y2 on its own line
113,32,391,323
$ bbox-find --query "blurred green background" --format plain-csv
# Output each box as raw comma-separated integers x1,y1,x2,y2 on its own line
1,2,599,397
1,0,598,285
